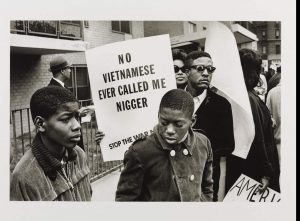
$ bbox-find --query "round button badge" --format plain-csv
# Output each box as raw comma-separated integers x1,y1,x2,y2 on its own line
170,150,176,157
190,174,195,181
183,149,188,156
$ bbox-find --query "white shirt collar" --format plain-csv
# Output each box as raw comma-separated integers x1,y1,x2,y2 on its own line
193,89,207,113
52,77,65,87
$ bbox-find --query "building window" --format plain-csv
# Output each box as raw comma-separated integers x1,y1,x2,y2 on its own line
60,21,83,39
276,45,281,54
10,20,84,40
112,21,131,34
188,22,197,33
275,29,280,38
202,26,207,31
65,65,92,105
262,46,267,54
84,21,89,28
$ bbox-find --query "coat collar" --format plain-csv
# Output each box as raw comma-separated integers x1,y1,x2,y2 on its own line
31,133,77,181
153,125,196,155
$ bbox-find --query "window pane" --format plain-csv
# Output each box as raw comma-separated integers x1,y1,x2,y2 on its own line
11,21,25,31
61,20,81,25
276,45,281,54
112,21,120,31
76,67,89,86
60,21,82,38
77,87,91,100
28,21,57,35
121,21,130,34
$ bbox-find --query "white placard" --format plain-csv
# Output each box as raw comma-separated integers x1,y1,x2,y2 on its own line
86,35,176,161
223,174,281,202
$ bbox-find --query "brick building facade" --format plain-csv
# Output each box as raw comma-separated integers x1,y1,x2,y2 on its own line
10,21,144,137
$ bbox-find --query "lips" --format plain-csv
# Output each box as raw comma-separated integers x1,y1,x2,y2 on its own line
163,136,177,143
70,134,81,142
199,80,209,83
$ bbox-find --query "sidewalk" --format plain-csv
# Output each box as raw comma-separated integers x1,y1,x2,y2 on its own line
91,170,121,201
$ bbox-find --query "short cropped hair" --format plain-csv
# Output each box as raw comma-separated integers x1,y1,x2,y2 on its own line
239,48,262,90
30,86,78,121
159,89,194,118
185,51,212,68
172,49,187,62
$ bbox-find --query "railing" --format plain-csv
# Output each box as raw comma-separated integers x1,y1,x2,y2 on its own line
10,20,84,40
10,107,122,182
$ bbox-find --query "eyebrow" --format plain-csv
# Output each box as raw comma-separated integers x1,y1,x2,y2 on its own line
160,116,186,122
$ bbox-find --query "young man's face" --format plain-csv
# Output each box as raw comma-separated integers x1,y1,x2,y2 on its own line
43,102,81,149
173,59,188,87
187,56,214,91
158,107,194,145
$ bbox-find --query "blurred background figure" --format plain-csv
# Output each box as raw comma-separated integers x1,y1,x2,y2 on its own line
226,48,280,194
172,49,189,89
266,79,281,167
267,66,281,93
265,64,277,83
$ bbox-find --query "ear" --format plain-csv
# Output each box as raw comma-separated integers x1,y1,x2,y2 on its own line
190,114,197,128
34,116,47,133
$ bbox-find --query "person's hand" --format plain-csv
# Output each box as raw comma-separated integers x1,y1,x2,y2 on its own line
95,130,105,144
258,176,270,193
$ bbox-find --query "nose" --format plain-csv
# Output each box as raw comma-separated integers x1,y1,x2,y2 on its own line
166,124,175,135
202,69,209,77
71,117,81,131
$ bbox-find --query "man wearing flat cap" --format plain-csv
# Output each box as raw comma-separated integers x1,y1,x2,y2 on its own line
48,56,72,88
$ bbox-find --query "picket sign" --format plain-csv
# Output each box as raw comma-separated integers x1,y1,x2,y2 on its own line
85,35,177,161
223,174,281,202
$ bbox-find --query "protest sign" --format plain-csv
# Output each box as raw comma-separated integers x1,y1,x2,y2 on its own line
85,35,176,161
223,174,281,202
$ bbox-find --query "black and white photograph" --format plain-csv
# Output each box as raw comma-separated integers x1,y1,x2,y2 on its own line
0,0,296,220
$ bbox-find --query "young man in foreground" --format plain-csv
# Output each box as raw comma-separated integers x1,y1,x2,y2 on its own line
116,89,213,201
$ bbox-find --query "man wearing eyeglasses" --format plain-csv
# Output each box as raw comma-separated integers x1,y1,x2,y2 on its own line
185,51,235,202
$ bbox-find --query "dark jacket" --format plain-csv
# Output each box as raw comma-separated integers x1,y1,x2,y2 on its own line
226,90,280,192
48,78,67,88
10,133,92,201
115,126,213,202
193,89,235,157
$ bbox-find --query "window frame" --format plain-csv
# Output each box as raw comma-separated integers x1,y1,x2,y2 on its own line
111,21,132,34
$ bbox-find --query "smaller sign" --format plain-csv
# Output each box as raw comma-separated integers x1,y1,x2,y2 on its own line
223,174,280,202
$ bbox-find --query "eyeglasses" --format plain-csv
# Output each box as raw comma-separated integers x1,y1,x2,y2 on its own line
174,65,188,73
190,65,216,74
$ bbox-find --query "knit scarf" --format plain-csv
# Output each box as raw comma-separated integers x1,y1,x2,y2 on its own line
31,133,77,181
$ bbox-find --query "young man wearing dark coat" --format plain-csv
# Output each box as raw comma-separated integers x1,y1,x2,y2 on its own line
115,89,213,201
185,51,235,201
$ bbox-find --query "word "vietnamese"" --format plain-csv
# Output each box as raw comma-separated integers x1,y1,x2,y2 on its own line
102,64,155,83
